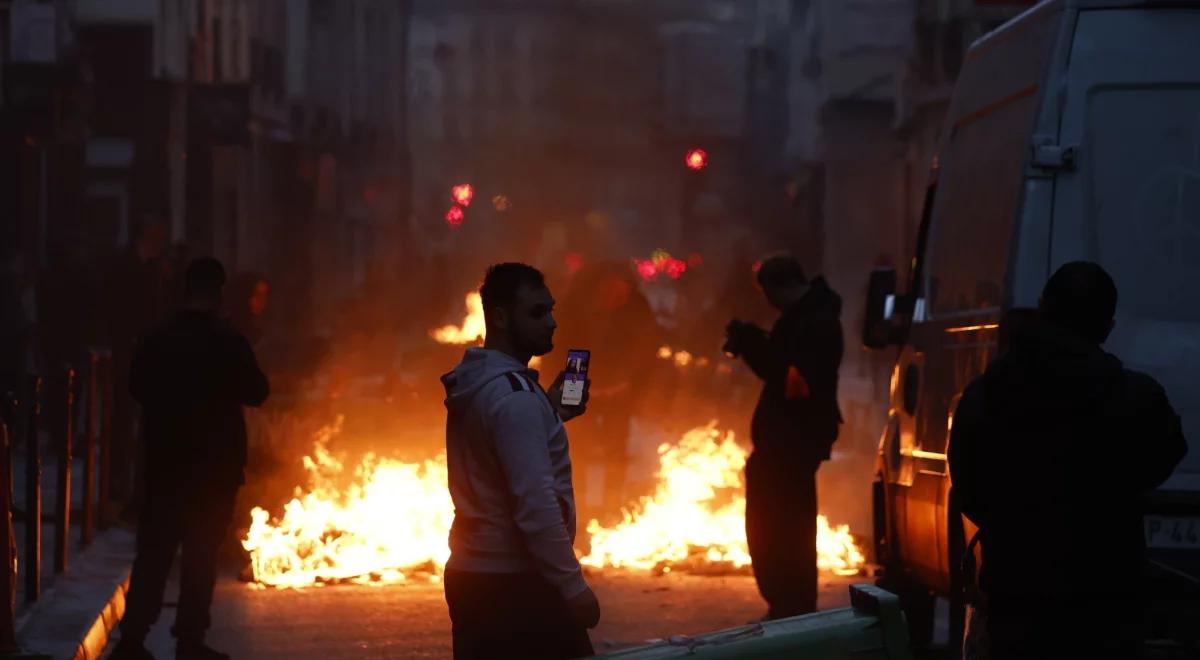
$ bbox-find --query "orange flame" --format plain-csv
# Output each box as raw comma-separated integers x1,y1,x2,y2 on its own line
244,421,864,589
582,423,865,577
242,418,453,588
431,292,486,345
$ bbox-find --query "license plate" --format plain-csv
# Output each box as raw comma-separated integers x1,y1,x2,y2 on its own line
1144,515,1200,549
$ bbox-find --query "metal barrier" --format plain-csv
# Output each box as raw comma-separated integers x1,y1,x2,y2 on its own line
81,352,98,547
0,393,19,653
53,366,74,575
22,375,41,604
98,350,113,530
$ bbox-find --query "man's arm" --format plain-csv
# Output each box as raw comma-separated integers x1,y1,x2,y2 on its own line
791,314,843,400
489,392,589,599
228,333,269,407
948,380,989,528
735,323,783,382
1118,372,1187,493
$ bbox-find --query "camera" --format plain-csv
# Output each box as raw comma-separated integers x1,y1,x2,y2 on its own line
723,319,754,358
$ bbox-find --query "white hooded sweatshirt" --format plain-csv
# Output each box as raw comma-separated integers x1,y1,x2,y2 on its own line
441,348,587,599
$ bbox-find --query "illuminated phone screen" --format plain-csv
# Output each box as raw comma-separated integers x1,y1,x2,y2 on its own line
561,349,590,406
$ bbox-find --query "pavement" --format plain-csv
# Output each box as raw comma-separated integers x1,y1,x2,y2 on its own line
112,570,867,659
15,527,134,659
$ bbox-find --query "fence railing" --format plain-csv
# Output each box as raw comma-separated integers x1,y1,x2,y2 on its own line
0,347,115,647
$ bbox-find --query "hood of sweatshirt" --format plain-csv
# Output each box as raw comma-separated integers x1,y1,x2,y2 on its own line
442,347,538,412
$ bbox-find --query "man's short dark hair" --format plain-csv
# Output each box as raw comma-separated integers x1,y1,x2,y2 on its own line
480,263,546,323
185,257,227,299
756,255,807,290
1040,261,1117,343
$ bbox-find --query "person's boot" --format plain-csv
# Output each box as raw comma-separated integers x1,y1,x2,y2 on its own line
108,636,155,660
175,640,230,660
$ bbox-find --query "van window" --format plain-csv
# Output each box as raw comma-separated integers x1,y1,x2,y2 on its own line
925,92,1039,315
1086,86,1200,476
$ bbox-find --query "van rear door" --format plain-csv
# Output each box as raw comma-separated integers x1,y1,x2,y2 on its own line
1049,6,1200,580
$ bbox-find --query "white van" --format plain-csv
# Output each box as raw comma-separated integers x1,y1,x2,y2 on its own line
862,0,1200,650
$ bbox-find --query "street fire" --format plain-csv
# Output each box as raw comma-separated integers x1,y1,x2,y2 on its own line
243,421,864,589
242,418,453,588
429,292,542,368
431,292,485,345
582,423,866,577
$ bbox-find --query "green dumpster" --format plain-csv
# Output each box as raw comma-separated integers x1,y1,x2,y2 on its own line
592,583,912,659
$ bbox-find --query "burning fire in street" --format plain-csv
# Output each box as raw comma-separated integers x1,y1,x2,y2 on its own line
430,291,542,367
243,421,865,589
430,292,486,345
581,424,866,577
582,424,751,572
242,418,453,588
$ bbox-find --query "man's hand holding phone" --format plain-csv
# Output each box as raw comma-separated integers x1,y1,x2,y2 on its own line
549,348,591,422
548,370,590,422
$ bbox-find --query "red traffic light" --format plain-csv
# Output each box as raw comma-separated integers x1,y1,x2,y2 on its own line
685,149,708,171
445,205,465,227
451,183,474,207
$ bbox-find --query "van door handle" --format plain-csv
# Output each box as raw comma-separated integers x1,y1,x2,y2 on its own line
903,364,920,416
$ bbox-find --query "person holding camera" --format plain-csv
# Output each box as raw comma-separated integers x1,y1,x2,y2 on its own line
724,255,843,620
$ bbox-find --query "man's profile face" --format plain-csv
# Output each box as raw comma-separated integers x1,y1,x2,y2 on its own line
506,284,557,357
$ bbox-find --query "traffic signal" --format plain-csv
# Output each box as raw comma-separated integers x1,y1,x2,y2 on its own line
451,183,474,206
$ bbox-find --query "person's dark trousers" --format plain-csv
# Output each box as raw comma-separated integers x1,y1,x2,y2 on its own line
444,568,594,660
986,594,1144,659
120,474,239,645
745,449,819,619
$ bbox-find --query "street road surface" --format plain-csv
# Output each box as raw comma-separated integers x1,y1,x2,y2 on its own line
117,569,866,659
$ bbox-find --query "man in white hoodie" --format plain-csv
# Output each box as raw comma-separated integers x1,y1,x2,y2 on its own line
441,263,600,660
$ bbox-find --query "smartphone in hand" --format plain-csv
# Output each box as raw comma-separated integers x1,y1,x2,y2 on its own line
561,349,590,406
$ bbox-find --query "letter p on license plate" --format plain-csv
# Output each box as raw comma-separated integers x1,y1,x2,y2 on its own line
1144,515,1200,549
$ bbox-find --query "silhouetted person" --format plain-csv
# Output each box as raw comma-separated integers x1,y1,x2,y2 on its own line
949,262,1186,659
110,258,269,660
442,263,599,660
551,259,660,527
724,255,843,619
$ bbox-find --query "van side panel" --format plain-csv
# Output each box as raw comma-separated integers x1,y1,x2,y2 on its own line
885,2,1061,593
1050,7,1200,485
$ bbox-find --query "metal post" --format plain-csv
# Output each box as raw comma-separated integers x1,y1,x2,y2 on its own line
98,352,113,530
81,352,98,547
24,375,42,603
53,366,74,574
0,394,19,652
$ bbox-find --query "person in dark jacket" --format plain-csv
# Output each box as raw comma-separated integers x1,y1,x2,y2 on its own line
724,255,843,619
949,261,1186,659
110,258,269,660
